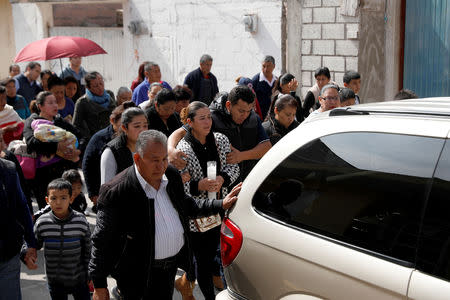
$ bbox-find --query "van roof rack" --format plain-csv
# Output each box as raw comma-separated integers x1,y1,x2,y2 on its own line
329,97,450,118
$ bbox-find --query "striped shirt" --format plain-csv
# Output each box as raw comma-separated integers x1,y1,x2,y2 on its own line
134,165,185,259
34,209,91,286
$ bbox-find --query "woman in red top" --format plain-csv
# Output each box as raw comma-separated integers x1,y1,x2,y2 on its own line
130,61,149,91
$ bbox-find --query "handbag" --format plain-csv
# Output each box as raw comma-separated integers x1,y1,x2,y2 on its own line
193,213,222,232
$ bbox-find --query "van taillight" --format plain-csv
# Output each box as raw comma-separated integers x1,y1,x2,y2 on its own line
220,217,243,267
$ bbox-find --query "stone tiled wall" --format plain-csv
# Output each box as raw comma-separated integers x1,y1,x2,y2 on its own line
300,0,360,97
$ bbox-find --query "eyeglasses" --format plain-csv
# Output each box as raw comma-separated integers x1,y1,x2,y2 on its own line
322,96,339,101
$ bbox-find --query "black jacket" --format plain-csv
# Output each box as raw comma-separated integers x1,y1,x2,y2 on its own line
105,133,133,175
82,125,115,198
262,116,299,146
183,67,219,105
3,150,33,212
145,105,182,137
23,113,82,158
209,96,261,180
89,165,223,294
15,73,43,105
72,93,116,149
271,91,306,123
0,158,36,262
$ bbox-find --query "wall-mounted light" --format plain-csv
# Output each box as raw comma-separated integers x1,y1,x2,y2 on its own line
243,14,257,33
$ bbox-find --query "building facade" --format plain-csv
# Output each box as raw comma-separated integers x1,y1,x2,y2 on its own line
3,0,449,101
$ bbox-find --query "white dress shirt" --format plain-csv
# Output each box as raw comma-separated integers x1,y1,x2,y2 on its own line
134,165,185,259
259,71,277,86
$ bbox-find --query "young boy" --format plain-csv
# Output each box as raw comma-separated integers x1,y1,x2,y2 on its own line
339,88,356,107
34,170,87,220
343,70,361,104
62,169,88,214
34,178,91,300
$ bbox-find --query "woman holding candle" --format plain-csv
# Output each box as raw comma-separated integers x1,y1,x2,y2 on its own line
176,101,239,300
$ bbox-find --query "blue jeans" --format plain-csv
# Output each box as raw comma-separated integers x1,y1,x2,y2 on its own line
0,254,22,300
47,281,90,300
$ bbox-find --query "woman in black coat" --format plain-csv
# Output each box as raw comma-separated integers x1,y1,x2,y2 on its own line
145,88,182,137
81,101,136,208
262,94,299,146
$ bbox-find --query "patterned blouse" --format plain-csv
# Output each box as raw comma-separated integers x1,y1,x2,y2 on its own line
177,131,240,232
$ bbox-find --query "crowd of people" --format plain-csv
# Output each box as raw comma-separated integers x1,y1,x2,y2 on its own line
0,54,418,300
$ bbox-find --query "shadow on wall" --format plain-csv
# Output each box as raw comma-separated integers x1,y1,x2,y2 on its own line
254,16,281,72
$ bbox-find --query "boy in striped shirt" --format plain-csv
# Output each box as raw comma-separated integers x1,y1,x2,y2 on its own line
34,178,91,300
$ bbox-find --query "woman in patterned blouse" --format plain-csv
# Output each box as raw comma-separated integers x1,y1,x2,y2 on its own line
176,101,239,300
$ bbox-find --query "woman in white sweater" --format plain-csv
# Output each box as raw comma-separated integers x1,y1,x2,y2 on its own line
100,107,148,185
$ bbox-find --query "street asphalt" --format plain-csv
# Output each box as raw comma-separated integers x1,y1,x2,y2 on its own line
19,170,207,300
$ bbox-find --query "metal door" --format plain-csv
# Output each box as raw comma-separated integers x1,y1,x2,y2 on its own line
403,0,449,97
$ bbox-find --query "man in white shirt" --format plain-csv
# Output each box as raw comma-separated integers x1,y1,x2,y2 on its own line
251,55,278,119
90,130,241,300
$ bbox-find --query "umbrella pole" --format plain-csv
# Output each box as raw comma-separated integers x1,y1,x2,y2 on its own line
60,59,64,78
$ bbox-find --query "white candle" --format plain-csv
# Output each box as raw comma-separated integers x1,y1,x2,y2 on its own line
207,161,216,200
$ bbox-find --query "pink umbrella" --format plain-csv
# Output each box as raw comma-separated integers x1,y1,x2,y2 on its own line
14,36,107,63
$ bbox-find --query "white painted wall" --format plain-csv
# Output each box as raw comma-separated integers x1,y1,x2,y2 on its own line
12,3,53,71
123,0,282,92
11,0,282,94
49,27,126,96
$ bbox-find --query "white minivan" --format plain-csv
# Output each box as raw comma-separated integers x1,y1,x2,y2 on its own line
218,98,450,300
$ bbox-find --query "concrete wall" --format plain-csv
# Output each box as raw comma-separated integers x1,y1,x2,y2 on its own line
358,0,385,103
285,0,302,92
384,0,403,100
123,0,282,92
53,3,122,27
11,2,53,71
9,0,282,93
49,27,126,95
289,0,404,103
8,0,402,102
0,0,16,78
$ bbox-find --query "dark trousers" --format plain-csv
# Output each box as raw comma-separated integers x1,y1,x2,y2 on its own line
47,281,90,300
190,226,221,300
118,254,179,300
0,254,21,300
33,160,72,209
